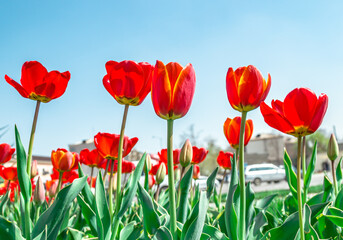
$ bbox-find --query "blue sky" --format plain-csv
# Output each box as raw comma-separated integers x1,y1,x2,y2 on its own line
0,1,342,156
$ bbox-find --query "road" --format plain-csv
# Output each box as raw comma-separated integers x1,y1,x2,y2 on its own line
220,172,331,193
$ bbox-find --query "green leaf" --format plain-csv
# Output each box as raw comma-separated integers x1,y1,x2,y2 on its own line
322,175,333,202
206,167,218,199
255,194,277,210
76,195,97,236
246,182,255,234
202,224,229,240
182,192,209,240
119,221,143,240
336,157,343,191
78,163,95,206
251,211,268,239
177,165,193,224
118,153,146,218
15,126,31,201
283,150,298,202
0,191,9,215
0,216,25,240
137,183,160,236
94,172,111,240
324,206,343,227
306,192,324,206
32,176,87,239
304,141,317,193
154,226,173,240
32,227,47,240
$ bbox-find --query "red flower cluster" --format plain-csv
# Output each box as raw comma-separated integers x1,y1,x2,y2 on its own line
0,144,15,165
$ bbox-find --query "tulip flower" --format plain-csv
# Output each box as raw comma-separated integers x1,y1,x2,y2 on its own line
217,151,233,170
158,148,181,166
226,65,271,112
0,166,18,182
94,132,138,160
33,177,45,205
180,139,193,168
80,148,107,168
223,117,253,149
148,175,156,189
103,60,154,106
260,88,328,137
0,143,15,165
31,160,38,179
122,160,135,173
191,146,208,164
51,148,79,173
5,61,71,103
151,60,196,120
193,165,200,180
156,162,166,185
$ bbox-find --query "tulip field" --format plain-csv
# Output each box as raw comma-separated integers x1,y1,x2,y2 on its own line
0,60,342,240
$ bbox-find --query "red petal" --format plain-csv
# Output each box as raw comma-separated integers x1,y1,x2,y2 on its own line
5,75,29,98
21,61,48,93
226,67,241,111
308,93,328,133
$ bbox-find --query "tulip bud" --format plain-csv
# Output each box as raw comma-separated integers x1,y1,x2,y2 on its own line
145,154,152,172
328,134,339,161
48,180,58,198
180,139,193,168
156,162,166,185
174,168,181,182
34,176,45,205
31,160,38,179
193,165,200,179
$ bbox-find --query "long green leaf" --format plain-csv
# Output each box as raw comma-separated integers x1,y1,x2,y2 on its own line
76,195,97,236
118,153,146,218
202,224,229,240
177,165,193,224
0,216,24,240
324,206,343,227
304,141,317,192
283,150,298,201
78,163,95,206
336,157,343,191
246,182,255,234
206,167,218,199
14,126,31,201
32,176,87,239
255,194,277,210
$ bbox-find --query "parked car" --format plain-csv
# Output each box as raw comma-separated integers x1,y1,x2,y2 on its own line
245,163,286,185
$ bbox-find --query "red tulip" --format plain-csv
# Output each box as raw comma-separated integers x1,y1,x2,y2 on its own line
223,117,253,149
158,148,181,166
0,144,15,165
191,146,208,164
0,166,18,181
193,165,200,179
103,60,154,106
51,148,79,172
80,148,107,169
226,65,271,112
260,88,328,137
151,60,196,120
150,161,177,175
50,168,78,183
104,159,135,174
5,61,71,103
217,151,233,170
148,175,156,188
94,132,138,160
87,177,96,188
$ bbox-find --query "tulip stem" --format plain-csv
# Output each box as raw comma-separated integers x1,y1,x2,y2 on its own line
332,160,338,197
56,171,63,194
108,159,115,217
218,169,227,210
27,100,41,177
238,111,247,240
302,136,307,202
167,119,177,240
90,166,94,187
34,205,41,224
24,200,31,240
103,159,110,182
297,136,305,240
112,104,130,238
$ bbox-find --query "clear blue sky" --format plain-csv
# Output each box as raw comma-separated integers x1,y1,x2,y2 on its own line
0,1,342,156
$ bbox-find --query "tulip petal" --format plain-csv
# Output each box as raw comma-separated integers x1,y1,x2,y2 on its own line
5,75,29,98
238,65,264,109
260,73,272,102
260,102,295,134
271,100,284,115
308,93,328,133
45,71,70,99
226,67,241,111
244,119,254,145
165,62,183,90
284,88,317,128
172,63,196,119
21,61,48,93
152,61,172,119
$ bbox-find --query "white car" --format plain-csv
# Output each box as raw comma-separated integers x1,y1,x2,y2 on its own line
245,163,286,185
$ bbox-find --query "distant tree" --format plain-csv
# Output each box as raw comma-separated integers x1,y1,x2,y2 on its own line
307,129,329,153
199,137,223,176
179,124,202,147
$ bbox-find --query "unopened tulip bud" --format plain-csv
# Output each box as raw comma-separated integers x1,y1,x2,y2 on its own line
156,162,166,185
145,154,152,172
180,139,193,168
31,160,38,179
328,134,339,161
193,165,200,179
48,180,58,198
174,168,181,182
34,176,45,205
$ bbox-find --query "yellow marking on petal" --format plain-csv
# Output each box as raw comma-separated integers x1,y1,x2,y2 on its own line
29,93,51,103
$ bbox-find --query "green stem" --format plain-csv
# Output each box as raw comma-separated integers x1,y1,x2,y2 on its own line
34,205,41,224
103,159,110,182
27,101,41,176
218,169,227,210
108,159,114,218
238,111,247,240
56,171,63,194
177,166,186,207
302,136,307,202
155,184,161,202
112,104,130,238
332,160,338,197
297,136,305,240
90,166,94,187
144,163,149,192
167,119,177,240
25,200,31,240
